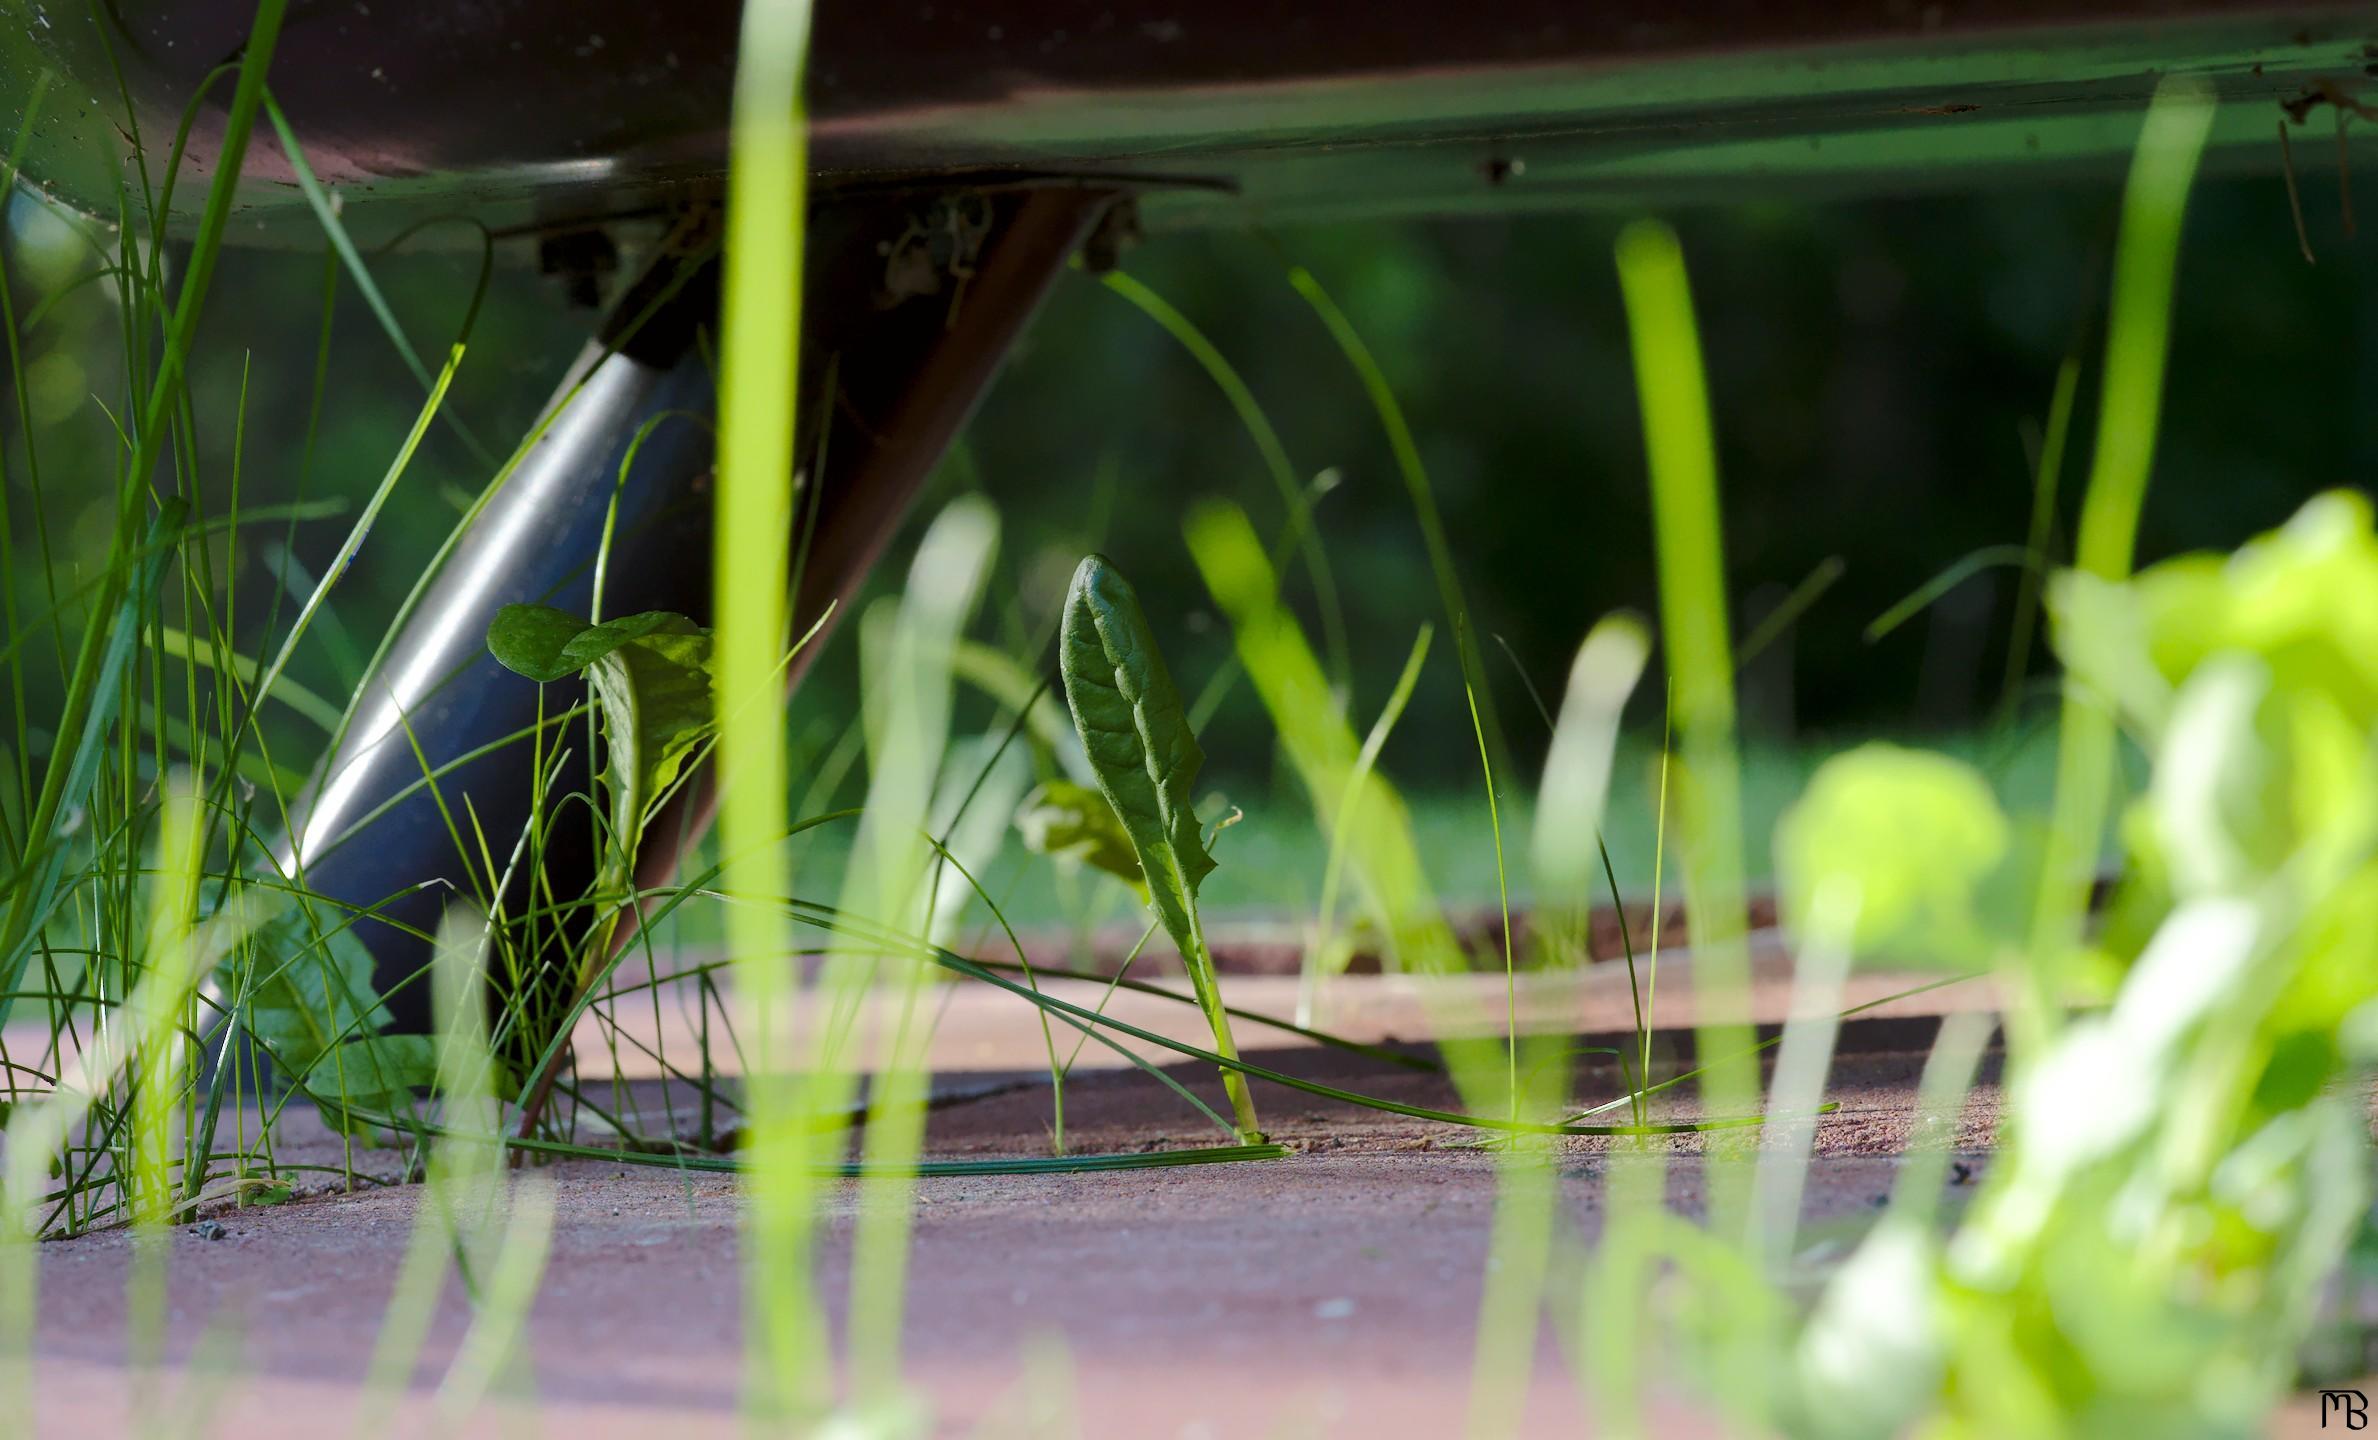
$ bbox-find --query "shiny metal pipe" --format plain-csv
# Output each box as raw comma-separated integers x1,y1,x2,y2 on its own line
284,186,1115,1034
284,293,717,1031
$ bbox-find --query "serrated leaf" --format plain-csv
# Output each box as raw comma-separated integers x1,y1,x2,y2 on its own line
1058,556,1216,951
1017,778,1146,889
582,623,718,855
1059,556,1260,1140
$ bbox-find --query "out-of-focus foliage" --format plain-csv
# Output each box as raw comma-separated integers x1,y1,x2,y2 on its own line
1015,778,1145,890
1773,742,2011,968
5,171,2368,804
1780,493,2378,1438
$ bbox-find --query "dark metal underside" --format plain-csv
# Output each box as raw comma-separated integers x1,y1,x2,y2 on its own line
7,2,2378,246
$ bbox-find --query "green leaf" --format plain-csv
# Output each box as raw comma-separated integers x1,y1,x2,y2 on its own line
300,1035,439,1123
1058,556,1216,935
243,906,391,1067
1774,743,2011,966
1016,778,1146,889
485,602,599,682
486,604,718,889
581,622,718,857
488,604,704,687
1058,554,1259,1139
241,906,436,1127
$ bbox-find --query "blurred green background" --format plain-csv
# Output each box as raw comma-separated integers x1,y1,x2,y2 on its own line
0,165,2367,907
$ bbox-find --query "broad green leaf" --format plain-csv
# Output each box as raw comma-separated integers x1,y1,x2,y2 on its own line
1016,778,1145,889
1774,743,2010,966
243,906,391,1065
1058,556,1216,944
580,622,718,858
240,905,436,1128
486,604,719,892
294,1035,439,1127
485,603,600,682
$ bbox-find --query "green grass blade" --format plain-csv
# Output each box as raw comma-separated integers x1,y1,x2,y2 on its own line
262,93,494,469
713,0,816,1421
1999,356,2083,722
2023,79,2215,1056
1864,545,2039,643
1312,623,1431,1005
1288,265,1507,759
1100,269,1351,690
1613,219,1757,1225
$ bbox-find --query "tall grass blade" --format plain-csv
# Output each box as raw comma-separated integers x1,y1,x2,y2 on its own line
1999,356,2082,721
262,94,493,467
1289,265,1507,757
713,0,816,1422
1100,271,1351,690
1612,221,1758,1175
843,501,997,1417
1309,623,1430,1021
2023,79,2214,1055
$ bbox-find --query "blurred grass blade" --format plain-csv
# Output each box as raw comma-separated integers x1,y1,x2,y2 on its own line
1184,498,1514,1100
1311,623,1430,1016
713,0,816,1423
1999,355,2083,720
263,93,493,467
1863,544,2036,643
1613,219,1757,1218
843,500,999,1411
153,625,340,731
1736,555,1843,670
2024,78,2215,1054
1289,265,1507,759
1101,270,1350,689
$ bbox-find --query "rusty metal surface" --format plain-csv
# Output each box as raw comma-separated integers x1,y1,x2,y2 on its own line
4,3,2378,238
